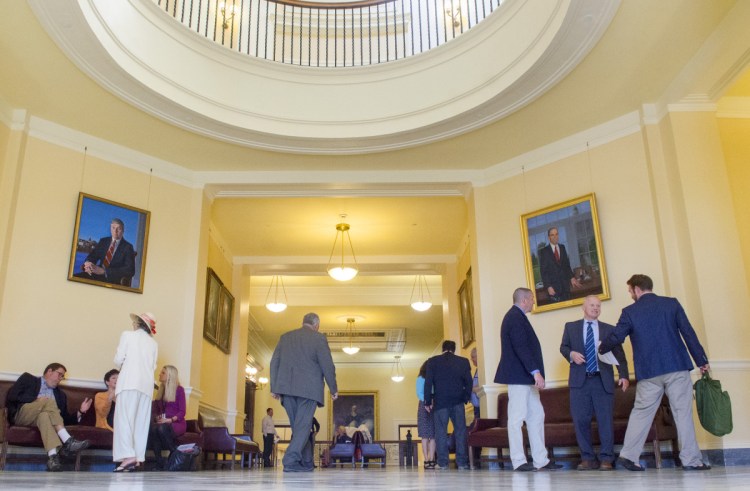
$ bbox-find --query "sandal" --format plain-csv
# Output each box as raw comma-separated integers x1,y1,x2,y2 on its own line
114,462,137,473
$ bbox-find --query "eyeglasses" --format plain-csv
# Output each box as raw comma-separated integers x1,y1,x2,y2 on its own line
54,370,66,379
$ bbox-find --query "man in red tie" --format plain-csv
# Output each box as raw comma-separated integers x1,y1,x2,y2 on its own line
75,218,135,285
539,227,581,303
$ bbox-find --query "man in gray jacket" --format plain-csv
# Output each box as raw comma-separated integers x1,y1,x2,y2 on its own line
270,312,338,472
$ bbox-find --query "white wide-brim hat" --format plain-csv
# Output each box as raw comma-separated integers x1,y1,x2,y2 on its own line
130,312,157,334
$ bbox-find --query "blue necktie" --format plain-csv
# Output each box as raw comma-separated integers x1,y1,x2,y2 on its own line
585,321,598,374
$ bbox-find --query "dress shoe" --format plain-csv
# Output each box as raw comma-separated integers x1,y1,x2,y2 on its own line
599,461,613,471
539,461,562,470
618,457,644,471
577,460,600,470
59,437,90,458
683,463,711,471
46,454,62,472
514,462,536,472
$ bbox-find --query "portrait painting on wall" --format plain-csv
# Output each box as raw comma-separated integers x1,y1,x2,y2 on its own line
216,285,234,354
458,268,475,348
520,193,610,313
203,268,222,345
329,391,378,441
67,193,150,293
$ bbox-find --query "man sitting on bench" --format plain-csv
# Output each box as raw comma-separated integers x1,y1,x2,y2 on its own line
6,362,92,471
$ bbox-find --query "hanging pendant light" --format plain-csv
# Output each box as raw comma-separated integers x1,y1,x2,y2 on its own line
410,275,433,311
265,275,288,312
342,317,360,355
391,355,405,382
327,215,358,281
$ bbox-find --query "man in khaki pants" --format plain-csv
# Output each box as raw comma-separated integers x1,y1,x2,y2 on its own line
7,363,92,471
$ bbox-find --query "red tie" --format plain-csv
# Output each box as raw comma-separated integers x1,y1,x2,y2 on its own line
554,246,560,262
103,240,116,267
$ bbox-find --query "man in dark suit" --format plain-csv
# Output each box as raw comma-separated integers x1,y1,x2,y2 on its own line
75,218,135,285
6,363,92,471
270,312,338,472
599,274,711,471
494,287,561,471
539,227,581,302
560,295,629,471
424,340,473,470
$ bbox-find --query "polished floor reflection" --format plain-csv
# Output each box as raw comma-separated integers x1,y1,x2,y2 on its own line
1,465,749,490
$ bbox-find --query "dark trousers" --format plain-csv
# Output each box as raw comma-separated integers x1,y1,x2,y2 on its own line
570,374,615,462
471,405,481,464
280,395,317,471
148,423,177,467
434,403,468,468
263,433,275,466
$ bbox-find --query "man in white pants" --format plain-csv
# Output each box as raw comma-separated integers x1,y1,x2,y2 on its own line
493,288,561,471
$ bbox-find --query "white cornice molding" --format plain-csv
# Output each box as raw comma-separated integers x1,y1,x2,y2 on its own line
717,97,750,119
710,360,750,371
26,116,198,189
477,111,642,186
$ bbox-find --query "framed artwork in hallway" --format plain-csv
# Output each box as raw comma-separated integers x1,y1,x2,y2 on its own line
329,391,379,441
67,193,150,293
520,193,610,313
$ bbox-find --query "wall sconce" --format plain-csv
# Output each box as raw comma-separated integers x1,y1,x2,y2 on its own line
410,275,433,311
327,214,358,281
265,275,288,313
219,2,239,30
342,317,360,355
391,355,404,382
256,376,269,389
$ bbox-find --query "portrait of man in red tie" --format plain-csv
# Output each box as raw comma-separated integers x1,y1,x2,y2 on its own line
538,226,581,303
69,193,149,291
74,217,135,286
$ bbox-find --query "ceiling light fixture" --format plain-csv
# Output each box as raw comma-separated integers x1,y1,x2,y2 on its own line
219,2,239,29
391,355,405,382
327,214,358,281
342,317,360,355
265,275,288,312
410,275,433,311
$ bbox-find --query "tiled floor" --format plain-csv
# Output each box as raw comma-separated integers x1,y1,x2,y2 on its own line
1,465,749,490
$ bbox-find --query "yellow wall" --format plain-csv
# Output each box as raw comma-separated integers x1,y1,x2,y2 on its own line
719,117,750,294
471,118,750,449
198,234,233,411
0,134,206,404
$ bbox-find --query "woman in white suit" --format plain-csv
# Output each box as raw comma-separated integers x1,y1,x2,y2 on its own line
113,312,158,472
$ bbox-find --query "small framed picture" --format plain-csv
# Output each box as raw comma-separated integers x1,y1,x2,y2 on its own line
67,193,150,293
203,268,222,344
520,193,610,313
458,268,475,348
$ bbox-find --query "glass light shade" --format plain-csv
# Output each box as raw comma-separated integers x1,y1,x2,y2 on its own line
342,346,360,355
411,301,432,311
258,376,269,385
391,374,405,382
265,302,287,312
328,266,358,281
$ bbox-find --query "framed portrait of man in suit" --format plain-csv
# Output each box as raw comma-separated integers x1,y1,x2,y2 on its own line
67,193,150,293
520,194,610,313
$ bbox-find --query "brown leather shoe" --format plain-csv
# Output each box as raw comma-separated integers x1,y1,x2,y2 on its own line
577,460,600,471
599,461,613,471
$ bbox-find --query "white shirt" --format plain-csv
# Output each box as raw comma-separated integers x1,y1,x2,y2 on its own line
262,415,277,435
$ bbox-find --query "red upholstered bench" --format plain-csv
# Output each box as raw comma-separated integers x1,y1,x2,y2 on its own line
467,381,680,469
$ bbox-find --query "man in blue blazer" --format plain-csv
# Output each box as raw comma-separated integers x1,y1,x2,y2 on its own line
561,295,629,470
494,287,561,471
599,274,710,471
424,340,473,470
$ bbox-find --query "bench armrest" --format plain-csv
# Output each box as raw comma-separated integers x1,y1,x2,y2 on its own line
472,418,500,432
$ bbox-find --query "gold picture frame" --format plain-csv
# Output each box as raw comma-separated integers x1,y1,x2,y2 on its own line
67,193,150,293
203,267,233,353
329,391,379,441
520,193,609,313
458,268,475,348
